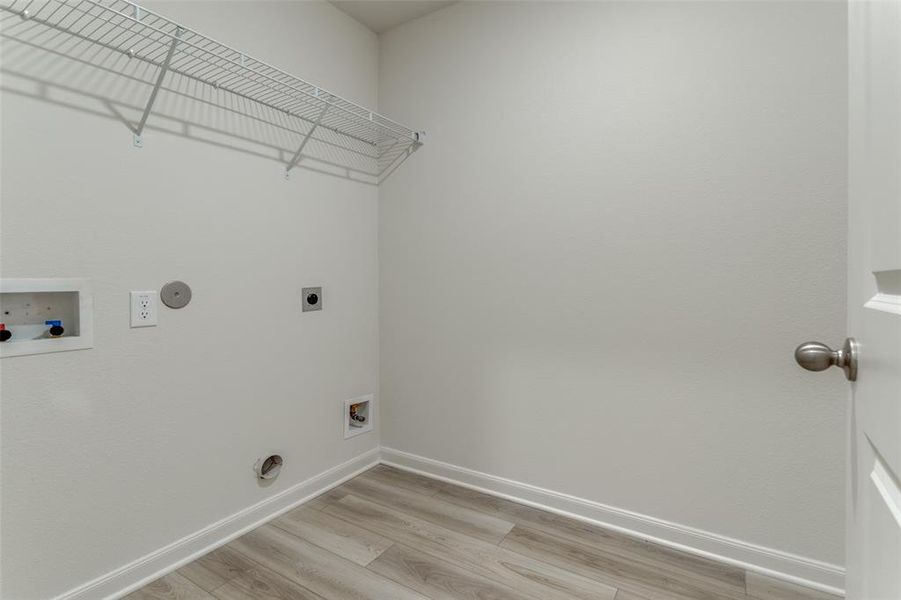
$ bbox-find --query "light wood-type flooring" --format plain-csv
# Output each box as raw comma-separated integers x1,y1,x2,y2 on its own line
127,465,841,600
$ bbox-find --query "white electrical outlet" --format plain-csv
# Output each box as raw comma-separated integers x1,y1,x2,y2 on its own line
130,291,158,328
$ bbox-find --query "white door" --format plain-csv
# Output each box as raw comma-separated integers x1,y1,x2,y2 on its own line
847,0,901,597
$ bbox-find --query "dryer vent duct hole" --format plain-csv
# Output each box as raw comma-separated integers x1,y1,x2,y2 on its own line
254,454,283,480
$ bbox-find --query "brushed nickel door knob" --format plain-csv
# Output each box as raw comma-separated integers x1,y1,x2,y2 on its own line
794,338,858,382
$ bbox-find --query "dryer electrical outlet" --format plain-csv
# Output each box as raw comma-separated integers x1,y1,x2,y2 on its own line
302,287,322,312
130,291,158,327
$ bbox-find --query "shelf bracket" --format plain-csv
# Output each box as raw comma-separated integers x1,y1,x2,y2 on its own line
133,27,183,147
285,104,330,177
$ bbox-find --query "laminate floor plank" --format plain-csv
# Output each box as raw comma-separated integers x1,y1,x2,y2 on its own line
304,488,348,511
129,466,841,600
340,475,514,544
361,465,448,497
124,573,217,600
614,590,658,600
435,483,745,595
323,493,617,600
177,561,228,593
178,546,258,592
227,523,429,600
272,505,394,566
746,572,842,600
210,567,327,600
368,543,529,600
501,525,745,600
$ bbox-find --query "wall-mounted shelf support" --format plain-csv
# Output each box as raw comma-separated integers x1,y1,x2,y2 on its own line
133,26,183,147
285,101,330,178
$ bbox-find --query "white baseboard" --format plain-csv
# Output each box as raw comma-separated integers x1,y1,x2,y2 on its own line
380,447,845,596
51,446,845,599
55,448,381,600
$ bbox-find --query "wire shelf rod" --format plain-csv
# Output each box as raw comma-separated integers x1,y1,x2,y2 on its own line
134,25,180,136
286,103,330,174
2,0,423,176
8,0,419,144
3,2,406,152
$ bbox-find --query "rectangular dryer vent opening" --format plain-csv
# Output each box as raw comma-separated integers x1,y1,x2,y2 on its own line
344,395,374,439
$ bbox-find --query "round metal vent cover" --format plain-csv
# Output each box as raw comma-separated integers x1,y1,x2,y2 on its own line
160,280,192,309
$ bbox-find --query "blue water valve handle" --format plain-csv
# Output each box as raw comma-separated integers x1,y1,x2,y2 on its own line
45,320,65,337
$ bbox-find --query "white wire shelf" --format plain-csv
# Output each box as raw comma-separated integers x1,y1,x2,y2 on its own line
1,0,423,179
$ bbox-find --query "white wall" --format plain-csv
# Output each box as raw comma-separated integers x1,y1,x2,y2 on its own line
0,2,380,598
1,1,850,596
379,0,848,572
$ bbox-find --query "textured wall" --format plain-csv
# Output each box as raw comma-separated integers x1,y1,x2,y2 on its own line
379,1,848,568
0,2,380,598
